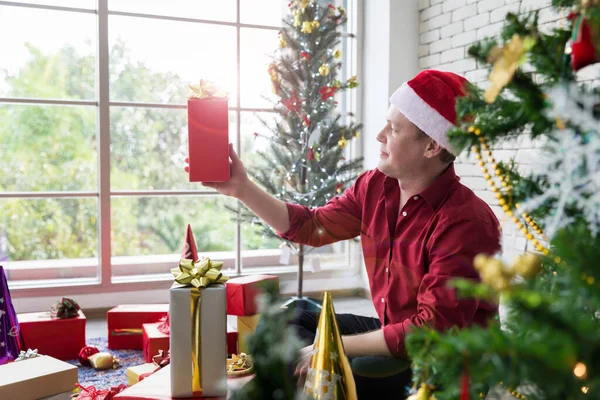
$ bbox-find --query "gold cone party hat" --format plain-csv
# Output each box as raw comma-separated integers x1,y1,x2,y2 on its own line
303,292,357,400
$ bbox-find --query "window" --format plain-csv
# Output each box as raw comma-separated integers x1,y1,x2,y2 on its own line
0,0,361,293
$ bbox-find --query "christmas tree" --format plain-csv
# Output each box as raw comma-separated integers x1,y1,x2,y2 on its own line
236,0,363,306
405,1,600,399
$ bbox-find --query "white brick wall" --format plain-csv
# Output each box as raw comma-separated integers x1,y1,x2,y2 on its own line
418,0,559,257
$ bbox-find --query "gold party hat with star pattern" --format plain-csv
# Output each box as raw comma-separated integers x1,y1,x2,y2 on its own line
303,292,357,400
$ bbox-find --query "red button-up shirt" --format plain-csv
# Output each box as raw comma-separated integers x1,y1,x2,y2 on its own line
280,164,501,356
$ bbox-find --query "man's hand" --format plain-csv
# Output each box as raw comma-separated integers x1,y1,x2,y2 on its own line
184,143,249,199
294,345,314,385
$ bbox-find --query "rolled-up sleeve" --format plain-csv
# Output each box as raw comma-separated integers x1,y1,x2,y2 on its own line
382,217,501,356
277,172,371,247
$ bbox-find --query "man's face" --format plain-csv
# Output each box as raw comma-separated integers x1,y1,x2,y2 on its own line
376,106,430,180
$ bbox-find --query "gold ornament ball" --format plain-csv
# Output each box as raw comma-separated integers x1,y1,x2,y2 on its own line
514,253,542,279
319,63,330,76
333,49,342,58
406,395,418,400
473,254,489,271
338,136,348,149
279,38,287,48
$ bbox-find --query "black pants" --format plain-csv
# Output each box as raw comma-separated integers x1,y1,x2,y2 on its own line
289,310,412,400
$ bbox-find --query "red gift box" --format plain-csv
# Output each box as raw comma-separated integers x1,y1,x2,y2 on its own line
142,323,169,363
107,304,168,350
226,275,279,316
227,331,238,355
187,98,230,182
18,310,86,360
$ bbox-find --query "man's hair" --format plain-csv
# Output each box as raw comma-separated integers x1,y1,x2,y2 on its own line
415,127,456,164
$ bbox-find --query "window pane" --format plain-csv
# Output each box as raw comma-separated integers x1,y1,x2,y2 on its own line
239,111,281,251
240,28,278,108
111,196,237,278
0,104,97,192
1,197,99,285
5,1,96,9
110,107,236,191
240,0,286,27
109,0,236,23
0,6,96,100
109,16,237,105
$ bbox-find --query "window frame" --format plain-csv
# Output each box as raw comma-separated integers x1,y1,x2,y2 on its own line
0,0,363,297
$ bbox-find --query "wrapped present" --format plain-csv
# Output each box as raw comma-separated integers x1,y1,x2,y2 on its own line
127,363,158,386
0,265,26,365
0,355,78,400
115,365,253,400
142,323,169,363
187,80,230,182
107,304,169,350
18,309,86,361
226,274,279,316
227,331,238,356
237,315,260,354
170,257,228,398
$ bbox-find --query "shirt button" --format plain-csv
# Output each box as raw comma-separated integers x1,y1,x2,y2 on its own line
413,196,419,200
402,211,407,217
386,267,389,273
381,297,385,303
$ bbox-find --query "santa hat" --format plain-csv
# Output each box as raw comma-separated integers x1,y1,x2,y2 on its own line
389,70,470,155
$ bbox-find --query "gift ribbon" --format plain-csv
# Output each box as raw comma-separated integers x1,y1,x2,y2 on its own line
171,257,228,289
15,348,41,361
52,297,80,319
172,256,228,396
188,79,228,100
111,328,143,336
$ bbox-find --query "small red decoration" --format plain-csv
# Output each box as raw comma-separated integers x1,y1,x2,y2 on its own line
308,147,314,161
567,12,600,71
335,183,344,193
281,90,302,113
78,345,100,367
460,369,470,400
319,86,339,101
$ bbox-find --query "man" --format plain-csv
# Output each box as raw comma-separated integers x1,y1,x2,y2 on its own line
190,70,501,398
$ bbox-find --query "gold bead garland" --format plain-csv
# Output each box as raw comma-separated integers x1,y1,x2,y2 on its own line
468,126,549,255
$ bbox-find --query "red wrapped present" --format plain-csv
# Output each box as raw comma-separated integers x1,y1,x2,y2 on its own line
187,80,230,183
107,305,168,350
227,331,238,356
18,310,86,361
142,323,169,363
226,275,279,316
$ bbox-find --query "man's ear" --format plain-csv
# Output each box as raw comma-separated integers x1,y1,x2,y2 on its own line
423,140,444,159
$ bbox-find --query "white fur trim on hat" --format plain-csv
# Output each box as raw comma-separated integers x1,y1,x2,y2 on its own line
389,82,455,154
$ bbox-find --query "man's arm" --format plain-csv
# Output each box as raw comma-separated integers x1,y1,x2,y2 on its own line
342,330,391,357
238,178,291,234
198,144,365,247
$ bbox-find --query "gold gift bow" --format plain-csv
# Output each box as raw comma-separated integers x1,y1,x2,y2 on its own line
188,79,229,100
172,257,229,395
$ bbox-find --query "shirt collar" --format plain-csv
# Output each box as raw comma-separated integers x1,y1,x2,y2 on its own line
382,163,459,211
418,163,459,210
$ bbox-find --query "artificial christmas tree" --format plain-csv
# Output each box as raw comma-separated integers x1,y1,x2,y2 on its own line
235,0,363,311
405,2,600,399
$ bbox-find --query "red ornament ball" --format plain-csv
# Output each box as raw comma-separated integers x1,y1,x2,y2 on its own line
78,345,100,366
